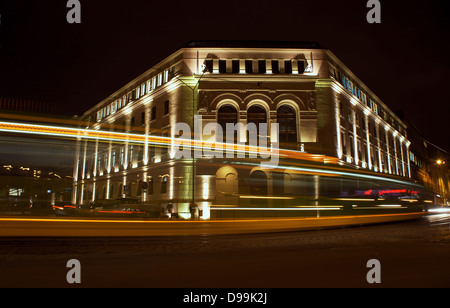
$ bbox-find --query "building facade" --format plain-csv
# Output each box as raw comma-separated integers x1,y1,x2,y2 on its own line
72,41,413,218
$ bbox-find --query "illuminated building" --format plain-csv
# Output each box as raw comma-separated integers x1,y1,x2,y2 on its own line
72,41,413,217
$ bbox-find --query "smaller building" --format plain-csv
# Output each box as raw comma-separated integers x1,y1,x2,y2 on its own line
399,115,450,205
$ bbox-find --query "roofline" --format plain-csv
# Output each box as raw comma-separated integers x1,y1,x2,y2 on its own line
184,40,326,50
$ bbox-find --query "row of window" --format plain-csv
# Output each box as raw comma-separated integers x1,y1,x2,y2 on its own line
204,59,307,75
337,74,406,137
96,67,174,122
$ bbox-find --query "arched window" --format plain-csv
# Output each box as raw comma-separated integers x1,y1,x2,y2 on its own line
218,105,238,129
277,105,297,145
247,105,267,143
218,104,238,142
250,170,267,196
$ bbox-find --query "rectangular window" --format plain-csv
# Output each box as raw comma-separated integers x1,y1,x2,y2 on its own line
232,60,240,73
284,60,292,73
8,188,23,196
258,60,266,74
141,111,145,126
164,100,169,115
272,60,280,74
136,87,141,99
219,60,227,73
157,73,162,87
129,145,134,163
298,60,305,74
152,77,157,89
148,178,153,195
120,147,124,165
245,60,253,73
151,106,156,121
161,177,167,194
204,60,213,73
164,69,169,83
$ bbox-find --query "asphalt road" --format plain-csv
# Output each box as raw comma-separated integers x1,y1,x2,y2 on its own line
0,210,449,288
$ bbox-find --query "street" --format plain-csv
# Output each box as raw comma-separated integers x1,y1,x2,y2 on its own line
0,210,449,288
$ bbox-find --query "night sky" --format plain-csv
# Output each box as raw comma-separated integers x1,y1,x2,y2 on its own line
0,0,449,152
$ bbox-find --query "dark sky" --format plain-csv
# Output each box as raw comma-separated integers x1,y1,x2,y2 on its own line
0,0,449,152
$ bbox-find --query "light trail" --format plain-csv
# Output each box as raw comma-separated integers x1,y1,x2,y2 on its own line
0,120,342,165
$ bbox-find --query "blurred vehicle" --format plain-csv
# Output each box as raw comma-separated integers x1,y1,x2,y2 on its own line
88,198,151,218
52,202,84,216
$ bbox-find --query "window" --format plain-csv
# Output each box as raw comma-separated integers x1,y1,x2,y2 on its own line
250,170,267,196
245,60,253,73
277,105,297,144
141,112,145,126
136,87,141,99
164,69,169,83
147,178,153,195
120,147,124,165
157,73,162,87
8,188,23,196
298,60,305,74
247,105,267,142
147,80,152,93
232,60,240,73
284,60,292,73
164,100,169,115
219,60,227,73
258,60,266,74
129,145,134,163
271,60,279,74
151,106,156,121
161,176,168,194
218,105,238,142
204,60,213,73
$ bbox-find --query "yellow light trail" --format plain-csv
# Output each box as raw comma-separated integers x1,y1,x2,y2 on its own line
0,120,337,164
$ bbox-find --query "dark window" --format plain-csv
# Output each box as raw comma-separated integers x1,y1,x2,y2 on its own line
130,117,135,130
147,178,153,195
258,60,266,74
284,60,292,73
245,60,253,73
164,100,169,115
232,60,240,73
204,60,213,73
219,60,227,73
141,112,145,126
247,105,267,142
271,60,279,74
151,106,156,121
250,170,268,197
298,60,305,74
218,105,238,142
277,105,297,145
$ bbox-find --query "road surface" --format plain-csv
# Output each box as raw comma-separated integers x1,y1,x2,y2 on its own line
0,209,449,288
